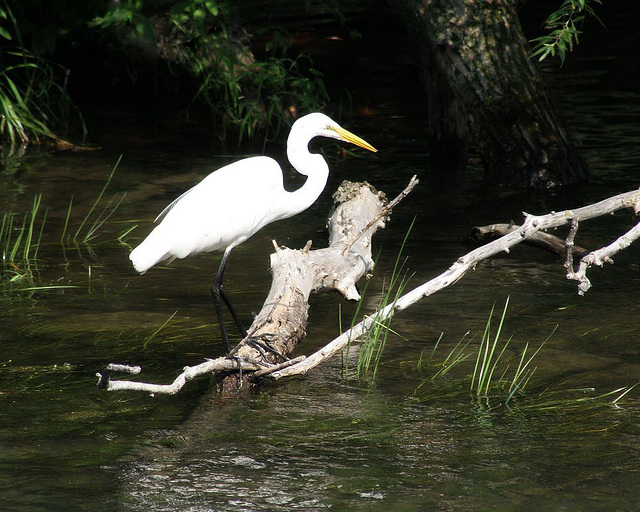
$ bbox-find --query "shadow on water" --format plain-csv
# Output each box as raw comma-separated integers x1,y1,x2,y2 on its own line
2,2,640,511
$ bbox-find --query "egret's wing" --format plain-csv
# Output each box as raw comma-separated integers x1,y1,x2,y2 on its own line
154,156,279,224
147,156,285,259
154,188,194,223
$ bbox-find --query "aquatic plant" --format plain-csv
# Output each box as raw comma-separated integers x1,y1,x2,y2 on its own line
1,193,47,277
144,310,179,348
61,155,131,245
469,296,554,403
1,157,131,290
416,331,473,380
416,297,637,412
0,1,83,152
344,219,415,381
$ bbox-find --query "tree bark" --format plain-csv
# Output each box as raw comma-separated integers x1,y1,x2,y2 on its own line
389,0,589,188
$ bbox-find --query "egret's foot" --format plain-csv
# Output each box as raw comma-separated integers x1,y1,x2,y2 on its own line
231,355,245,385
246,337,290,363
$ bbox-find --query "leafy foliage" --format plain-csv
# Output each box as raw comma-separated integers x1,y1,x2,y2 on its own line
531,0,603,64
89,0,328,141
1,0,329,149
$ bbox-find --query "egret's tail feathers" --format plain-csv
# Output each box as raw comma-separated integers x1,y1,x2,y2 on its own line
129,241,172,274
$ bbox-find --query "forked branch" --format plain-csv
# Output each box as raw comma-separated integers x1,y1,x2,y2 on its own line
566,218,640,295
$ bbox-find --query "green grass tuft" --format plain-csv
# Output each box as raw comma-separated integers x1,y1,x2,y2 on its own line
59,156,133,247
2,157,131,290
1,192,47,276
416,298,637,413
344,218,415,381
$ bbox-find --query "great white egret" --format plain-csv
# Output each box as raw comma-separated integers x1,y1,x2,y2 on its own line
130,112,377,353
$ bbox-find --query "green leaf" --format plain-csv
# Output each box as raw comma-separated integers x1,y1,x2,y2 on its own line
205,0,219,16
193,7,206,23
134,15,156,41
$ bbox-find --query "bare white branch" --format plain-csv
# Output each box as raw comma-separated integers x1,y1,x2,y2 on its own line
101,357,258,395
270,188,640,379
567,219,640,295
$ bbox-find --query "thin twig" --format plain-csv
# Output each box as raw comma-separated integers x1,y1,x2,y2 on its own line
253,355,307,378
341,175,419,255
567,218,640,295
106,363,141,374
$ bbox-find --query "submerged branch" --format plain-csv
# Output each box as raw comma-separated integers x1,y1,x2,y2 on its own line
471,222,588,257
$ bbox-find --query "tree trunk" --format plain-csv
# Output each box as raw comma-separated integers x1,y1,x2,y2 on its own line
389,0,589,188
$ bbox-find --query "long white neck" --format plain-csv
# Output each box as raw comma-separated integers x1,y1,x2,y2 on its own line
280,130,330,219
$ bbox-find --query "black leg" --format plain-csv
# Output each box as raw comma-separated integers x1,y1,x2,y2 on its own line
220,282,248,339
211,247,247,353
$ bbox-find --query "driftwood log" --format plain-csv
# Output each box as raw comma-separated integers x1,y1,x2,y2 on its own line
216,179,391,393
100,177,418,394
100,185,640,393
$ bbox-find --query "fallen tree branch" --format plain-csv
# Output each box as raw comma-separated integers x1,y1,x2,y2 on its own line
471,222,588,257
97,358,259,395
102,177,415,394
269,188,640,379
102,186,640,391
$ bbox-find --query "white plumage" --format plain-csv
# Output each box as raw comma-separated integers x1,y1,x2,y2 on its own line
130,156,285,273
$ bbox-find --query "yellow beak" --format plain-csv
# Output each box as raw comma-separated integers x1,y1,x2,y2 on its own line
331,126,378,153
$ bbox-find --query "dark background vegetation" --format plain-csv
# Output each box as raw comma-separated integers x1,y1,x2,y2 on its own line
4,0,635,160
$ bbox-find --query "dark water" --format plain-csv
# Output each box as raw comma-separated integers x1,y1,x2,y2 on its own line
2,4,640,512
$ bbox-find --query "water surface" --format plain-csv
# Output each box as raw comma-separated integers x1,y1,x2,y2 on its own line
2,4,640,511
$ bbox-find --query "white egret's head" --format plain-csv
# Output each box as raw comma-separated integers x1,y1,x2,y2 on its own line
290,113,377,153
